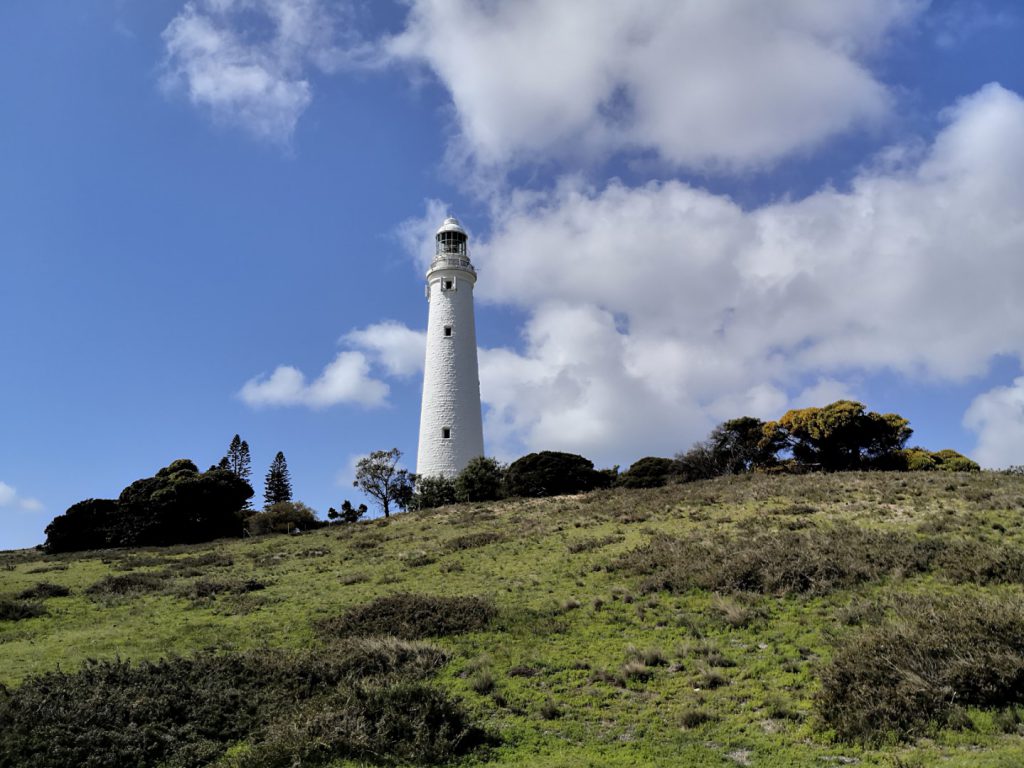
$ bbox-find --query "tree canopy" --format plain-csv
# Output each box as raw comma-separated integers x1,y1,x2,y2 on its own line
354,448,414,518
763,401,912,472
45,460,253,553
264,452,293,508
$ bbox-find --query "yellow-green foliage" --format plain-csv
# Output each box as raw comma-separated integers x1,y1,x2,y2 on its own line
2,470,1024,767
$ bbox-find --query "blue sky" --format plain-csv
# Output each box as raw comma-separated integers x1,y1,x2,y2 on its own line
3,0,1024,549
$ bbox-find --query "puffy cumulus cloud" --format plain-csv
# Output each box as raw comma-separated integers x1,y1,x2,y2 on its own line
386,0,923,170
453,84,1024,461
239,321,425,409
161,0,361,141
0,481,44,513
239,350,388,408
343,321,426,377
964,376,1024,468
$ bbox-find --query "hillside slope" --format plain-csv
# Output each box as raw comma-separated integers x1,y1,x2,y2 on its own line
3,472,1024,766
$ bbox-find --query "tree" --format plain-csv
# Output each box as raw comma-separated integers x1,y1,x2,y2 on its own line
455,457,505,502
264,451,293,507
328,500,367,523
44,460,253,552
221,435,253,508
762,400,912,472
411,474,457,510
353,448,414,518
708,417,782,473
247,501,317,535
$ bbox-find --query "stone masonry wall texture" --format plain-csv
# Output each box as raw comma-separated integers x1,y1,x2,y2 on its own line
416,245,485,478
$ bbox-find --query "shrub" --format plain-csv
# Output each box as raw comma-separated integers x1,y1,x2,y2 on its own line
44,461,253,553
454,457,505,502
0,599,46,621
618,457,676,488
817,592,1024,744
316,593,496,639
17,582,71,600
43,498,120,553
446,531,503,551
247,501,318,535
504,451,610,498
903,447,981,472
85,572,165,598
411,474,457,510
0,642,478,768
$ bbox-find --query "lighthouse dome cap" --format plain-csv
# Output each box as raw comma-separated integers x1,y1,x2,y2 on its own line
436,216,467,237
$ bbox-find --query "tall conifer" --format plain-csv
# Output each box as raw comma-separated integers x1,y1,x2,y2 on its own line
264,451,293,507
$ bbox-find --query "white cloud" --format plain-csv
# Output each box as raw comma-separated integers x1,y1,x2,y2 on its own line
239,350,388,408
344,321,426,377
964,376,1024,469
441,83,1024,463
0,481,44,513
239,320,426,409
161,0,360,142
387,0,923,170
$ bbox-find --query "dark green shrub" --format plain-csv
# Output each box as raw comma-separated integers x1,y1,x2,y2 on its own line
411,474,457,510
0,599,45,621
817,592,1024,743
247,501,318,535
85,572,165,598
316,593,496,639
0,642,477,768
43,498,120,553
233,682,489,768
618,456,676,488
44,461,253,553
454,457,505,502
178,578,265,600
902,447,981,472
17,582,71,600
504,451,610,498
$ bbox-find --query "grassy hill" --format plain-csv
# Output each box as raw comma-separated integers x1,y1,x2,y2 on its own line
3,471,1024,766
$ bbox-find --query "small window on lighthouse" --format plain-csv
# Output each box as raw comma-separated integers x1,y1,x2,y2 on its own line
443,279,453,290
442,427,451,439
444,325,452,337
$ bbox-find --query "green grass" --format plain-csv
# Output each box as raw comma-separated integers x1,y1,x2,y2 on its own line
4,471,1024,766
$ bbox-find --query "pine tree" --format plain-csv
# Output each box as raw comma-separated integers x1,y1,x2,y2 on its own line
264,451,293,507
222,435,252,482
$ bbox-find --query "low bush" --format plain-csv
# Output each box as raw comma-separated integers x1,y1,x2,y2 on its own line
504,451,611,498
316,593,496,639
614,523,1024,596
247,501,320,535
454,457,505,502
0,599,46,621
0,641,480,768
85,572,166,598
618,457,676,489
178,578,266,600
817,592,1024,744
17,582,71,600
411,475,457,510
447,531,503,551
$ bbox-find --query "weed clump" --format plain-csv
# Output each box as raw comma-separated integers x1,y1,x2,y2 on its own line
316,593,495,639
85,572,165,598
447,532,503,551
817,592,1024,744
0,599,46,621
17,582,71,600
0,641,482,768
614,524,1024,596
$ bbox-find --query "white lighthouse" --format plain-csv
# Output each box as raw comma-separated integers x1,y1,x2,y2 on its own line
416,217,485,478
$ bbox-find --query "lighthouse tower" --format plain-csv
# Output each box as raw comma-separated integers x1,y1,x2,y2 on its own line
416,217,485,478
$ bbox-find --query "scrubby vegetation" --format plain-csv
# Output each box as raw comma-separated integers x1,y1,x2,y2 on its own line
0,641,485,767
818,591,1024,744
316,593,496,639
44,459,252,553
7,470,1024,767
